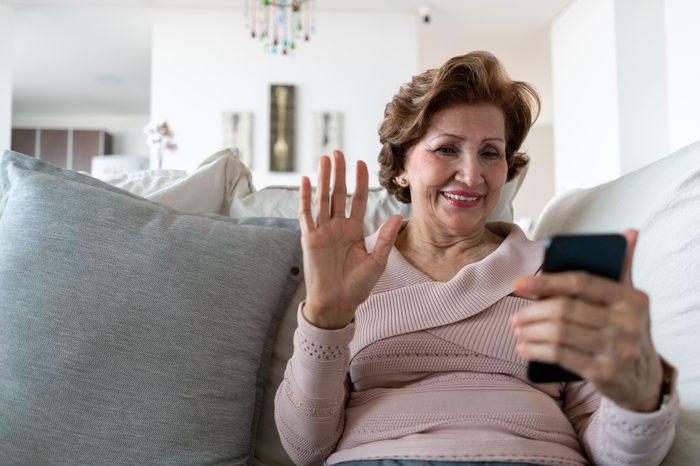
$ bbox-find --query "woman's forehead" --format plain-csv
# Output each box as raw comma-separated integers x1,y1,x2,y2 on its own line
426,103,506,137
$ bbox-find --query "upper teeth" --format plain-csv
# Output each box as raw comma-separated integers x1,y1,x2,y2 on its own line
444,192,479,201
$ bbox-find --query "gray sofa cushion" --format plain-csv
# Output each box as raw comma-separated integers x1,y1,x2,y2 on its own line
0,151,303,465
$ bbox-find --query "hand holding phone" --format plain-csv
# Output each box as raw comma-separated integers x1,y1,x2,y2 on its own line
526,234,627,383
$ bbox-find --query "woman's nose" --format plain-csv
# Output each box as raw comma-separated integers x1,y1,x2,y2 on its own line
455,154,484,186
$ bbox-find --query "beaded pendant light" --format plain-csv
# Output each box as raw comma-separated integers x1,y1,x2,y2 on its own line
247,0,316,55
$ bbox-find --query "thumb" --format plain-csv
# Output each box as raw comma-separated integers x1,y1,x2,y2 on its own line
621,229,639,285
371,215,403,265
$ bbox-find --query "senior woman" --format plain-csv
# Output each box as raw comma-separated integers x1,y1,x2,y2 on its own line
275,51,678,466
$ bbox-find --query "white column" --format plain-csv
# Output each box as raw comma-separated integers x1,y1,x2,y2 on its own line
551,0,670,193
665,0,700,152
551,0,620,193
615,0,669,174
0,4,13,153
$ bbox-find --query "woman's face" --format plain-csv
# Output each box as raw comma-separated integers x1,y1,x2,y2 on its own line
399,103,508,237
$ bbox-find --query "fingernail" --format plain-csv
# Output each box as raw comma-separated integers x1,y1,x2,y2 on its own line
514,277,531,290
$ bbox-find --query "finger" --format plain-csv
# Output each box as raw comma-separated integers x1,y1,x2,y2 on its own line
514,319,603,355
330,150,347,218
514,272,624,306
350,160,369,223
621,229,638,285
370,214,403,266
298,176,314,233
512,297,609,330
315,155,331,225
516,341,592,377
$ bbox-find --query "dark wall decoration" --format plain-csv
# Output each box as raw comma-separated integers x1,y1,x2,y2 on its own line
270,84,296,172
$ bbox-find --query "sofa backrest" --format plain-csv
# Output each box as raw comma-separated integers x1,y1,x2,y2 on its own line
102,142,700,465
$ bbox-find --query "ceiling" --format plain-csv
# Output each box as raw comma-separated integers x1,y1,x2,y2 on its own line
3,0,573,115
4,0,571,18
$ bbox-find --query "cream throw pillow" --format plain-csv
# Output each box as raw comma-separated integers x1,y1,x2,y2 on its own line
533,140,700,466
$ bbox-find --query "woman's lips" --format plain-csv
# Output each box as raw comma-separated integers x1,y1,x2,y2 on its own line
441,191,482,208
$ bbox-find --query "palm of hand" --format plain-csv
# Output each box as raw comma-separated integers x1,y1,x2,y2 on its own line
299,151,402,329
303,218,382,319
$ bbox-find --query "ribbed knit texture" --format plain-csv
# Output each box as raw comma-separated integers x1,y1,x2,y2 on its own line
275,223,678,466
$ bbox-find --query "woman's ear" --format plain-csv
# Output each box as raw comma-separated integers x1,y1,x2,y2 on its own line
395,173,409,187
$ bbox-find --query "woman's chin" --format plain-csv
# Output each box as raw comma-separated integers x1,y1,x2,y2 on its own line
435,217,488,236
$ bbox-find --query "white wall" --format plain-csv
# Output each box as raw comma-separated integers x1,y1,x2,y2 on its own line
665,0,700,152
151,9,417,190
418,14,555,127
551,0,620,193
513,126,555,224
12,113,150,155
0,4,12,153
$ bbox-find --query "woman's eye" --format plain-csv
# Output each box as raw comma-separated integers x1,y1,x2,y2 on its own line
482,150,503,159
436,146,457,155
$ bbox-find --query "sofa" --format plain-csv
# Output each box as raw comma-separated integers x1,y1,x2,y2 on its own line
0,141,697,465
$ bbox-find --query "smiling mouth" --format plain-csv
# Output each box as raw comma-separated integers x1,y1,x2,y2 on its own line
442,192,481,202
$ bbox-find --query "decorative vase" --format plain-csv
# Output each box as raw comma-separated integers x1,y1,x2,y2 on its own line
149,146,163,170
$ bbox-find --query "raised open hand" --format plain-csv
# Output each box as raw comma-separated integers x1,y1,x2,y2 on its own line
299,150,403,329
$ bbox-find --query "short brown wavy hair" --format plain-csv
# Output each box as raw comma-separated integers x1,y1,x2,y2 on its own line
378,51,541,203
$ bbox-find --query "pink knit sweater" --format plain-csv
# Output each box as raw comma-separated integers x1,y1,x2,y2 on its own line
275,223,678,466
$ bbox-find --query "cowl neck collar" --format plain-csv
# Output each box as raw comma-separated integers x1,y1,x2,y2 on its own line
353,222,544,356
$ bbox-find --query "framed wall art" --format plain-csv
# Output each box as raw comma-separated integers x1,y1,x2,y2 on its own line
269,84,296,172
222,111,253,168
312,111,343,169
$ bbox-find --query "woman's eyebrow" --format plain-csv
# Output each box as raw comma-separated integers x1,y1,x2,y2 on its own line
427,133,465,142
428,134,505,143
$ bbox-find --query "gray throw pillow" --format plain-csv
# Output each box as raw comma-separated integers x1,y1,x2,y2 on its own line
0,150,303,465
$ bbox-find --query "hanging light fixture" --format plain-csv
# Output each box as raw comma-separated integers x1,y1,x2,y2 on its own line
247,0,316,55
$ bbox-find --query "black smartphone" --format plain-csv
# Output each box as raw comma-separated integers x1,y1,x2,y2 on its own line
526,233,627,383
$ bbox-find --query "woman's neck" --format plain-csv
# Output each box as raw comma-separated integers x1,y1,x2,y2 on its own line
395,220,504,281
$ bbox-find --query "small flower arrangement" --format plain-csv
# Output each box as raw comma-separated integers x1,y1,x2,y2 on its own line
144,121,177,169
144,121,178,152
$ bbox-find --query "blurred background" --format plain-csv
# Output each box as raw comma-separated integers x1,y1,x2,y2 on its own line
0,0,698,226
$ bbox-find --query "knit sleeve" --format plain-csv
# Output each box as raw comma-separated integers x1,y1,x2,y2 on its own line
563,359,679,465
274,303,355,466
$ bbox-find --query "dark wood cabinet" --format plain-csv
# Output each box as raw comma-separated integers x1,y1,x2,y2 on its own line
73,130,112,173
10,129,37,156
10,128,113,172
40,129,69,168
